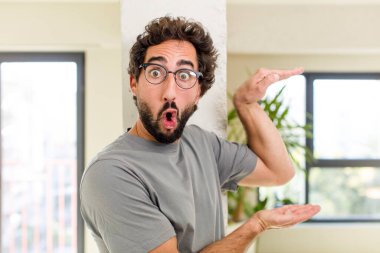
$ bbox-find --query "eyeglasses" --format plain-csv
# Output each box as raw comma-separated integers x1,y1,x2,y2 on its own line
139,63,203,89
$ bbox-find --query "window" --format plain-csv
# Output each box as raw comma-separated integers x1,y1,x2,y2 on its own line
305,73,380,221
0,53,84,252
260,73,380,221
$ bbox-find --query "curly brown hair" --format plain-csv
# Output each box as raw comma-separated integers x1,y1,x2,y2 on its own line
128,16,218,97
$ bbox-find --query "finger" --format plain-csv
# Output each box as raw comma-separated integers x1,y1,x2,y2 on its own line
285,204,313,213
290,205,321,223
283,207,318,221
291,204,321,215
257,72,281,88
265,204,320,229
264,68,304,83
275,204,306,214
257,67,304,87
277,205,320,225
277,67,304,81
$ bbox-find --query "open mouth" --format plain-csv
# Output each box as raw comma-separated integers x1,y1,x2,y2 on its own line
166,112,173,121
163,109,177,120
162,110,177,129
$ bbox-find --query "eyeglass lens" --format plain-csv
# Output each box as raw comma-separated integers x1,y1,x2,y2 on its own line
144,64,198,89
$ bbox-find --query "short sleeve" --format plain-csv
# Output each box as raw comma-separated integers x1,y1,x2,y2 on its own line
80,160,176,253
204,130,257,191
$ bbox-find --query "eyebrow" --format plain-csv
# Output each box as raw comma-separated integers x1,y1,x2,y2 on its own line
146,56,167,64
176,60,194,69
146,56,195,69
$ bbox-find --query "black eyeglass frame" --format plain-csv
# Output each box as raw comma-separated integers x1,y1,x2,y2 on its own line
138,63,203,89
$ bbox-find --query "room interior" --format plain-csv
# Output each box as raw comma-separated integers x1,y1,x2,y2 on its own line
0,0,379,252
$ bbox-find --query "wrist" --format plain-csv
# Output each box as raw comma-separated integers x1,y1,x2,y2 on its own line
247,213,267,235
232,92,245,109
233,85,262,109
233,97,260,114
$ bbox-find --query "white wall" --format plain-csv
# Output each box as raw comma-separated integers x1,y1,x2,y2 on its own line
256,223,380,253
0,3,123,253
227,4,380,55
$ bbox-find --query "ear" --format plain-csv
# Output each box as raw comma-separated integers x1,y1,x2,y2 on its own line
130,76,137,96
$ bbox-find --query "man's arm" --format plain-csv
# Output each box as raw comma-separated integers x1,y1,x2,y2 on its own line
233,67,304,186
150,204,321,253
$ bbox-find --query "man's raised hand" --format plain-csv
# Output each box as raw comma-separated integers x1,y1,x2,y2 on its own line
233,67,304,107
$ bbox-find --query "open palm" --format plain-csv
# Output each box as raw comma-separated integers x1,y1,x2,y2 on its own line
254,204,321,231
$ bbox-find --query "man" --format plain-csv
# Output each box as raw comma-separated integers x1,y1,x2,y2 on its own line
80,16,320,253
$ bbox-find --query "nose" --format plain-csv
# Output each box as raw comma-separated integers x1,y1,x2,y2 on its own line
162,72,177,102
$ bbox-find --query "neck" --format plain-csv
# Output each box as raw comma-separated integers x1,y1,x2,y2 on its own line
129,120,156,142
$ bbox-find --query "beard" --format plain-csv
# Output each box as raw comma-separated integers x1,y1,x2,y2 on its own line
135,98,198,144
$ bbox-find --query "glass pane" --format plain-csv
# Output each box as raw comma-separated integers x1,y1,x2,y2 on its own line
259,170,306,207
314,79,380,159
266,75,307,166
310,167,380,219
1,62,78,253
266,74,306,127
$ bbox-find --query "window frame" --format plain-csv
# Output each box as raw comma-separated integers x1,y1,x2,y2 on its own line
304,72,380,223
0,52,85,252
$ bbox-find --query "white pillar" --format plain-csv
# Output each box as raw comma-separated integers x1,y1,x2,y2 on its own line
121,0,227,138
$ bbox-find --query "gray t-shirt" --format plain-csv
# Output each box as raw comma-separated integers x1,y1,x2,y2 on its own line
80,125,257,253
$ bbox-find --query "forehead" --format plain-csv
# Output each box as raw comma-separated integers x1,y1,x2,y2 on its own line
144,40,198,68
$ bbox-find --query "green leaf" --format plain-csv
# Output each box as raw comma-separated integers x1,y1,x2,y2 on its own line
227,108,237,122
253,197,268,213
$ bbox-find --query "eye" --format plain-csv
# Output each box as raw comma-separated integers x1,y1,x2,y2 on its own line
148,69,163,79
178,71,192,81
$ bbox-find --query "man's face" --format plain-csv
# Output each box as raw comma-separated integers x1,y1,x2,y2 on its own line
130,40,201,143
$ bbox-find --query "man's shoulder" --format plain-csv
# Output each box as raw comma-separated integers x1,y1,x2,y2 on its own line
184,124,221,142
182,125,207,142
184,124,202,133
182,125,221,151
184,124,209,137
84,132,135,171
